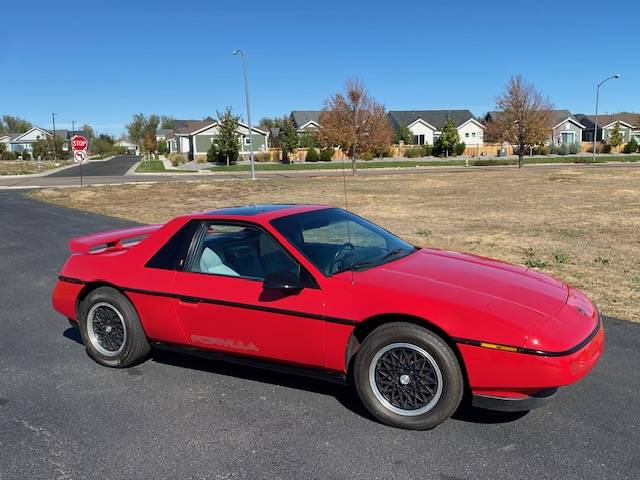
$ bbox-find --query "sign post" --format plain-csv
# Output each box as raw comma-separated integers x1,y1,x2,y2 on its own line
71,135,88,187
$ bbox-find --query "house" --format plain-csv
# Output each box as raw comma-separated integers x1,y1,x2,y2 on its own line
291,111,321,133
549,110,585,145
485,110,584,145
173,117,269,161
115,139,139,154
387,110,485,145
0,127,89,155
575,113,638,143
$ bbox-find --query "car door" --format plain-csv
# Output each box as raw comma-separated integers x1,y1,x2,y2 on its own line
170,221,326,367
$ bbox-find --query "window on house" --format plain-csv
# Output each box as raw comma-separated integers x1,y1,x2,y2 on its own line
244,137,251,146
465,133,469,138
472,132,476,137
412,134,425,145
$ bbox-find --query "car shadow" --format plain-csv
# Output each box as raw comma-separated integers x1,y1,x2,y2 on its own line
63,326,83,345
62,325,528,426
150,348,372,420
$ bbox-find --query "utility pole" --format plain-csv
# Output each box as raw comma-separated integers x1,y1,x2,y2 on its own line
233,49,256,180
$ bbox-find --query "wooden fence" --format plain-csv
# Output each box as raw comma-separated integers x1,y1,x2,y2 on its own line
263,141,623,163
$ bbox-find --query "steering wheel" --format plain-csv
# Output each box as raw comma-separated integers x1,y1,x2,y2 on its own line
329,242,355,274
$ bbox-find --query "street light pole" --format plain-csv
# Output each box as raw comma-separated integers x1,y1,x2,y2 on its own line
52,113,58,162
233,49,256,180
592,74,620,160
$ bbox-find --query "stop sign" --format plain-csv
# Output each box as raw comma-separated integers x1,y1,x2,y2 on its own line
71,135,88,151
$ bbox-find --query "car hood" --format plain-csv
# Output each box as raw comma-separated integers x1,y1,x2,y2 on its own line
370,248,569,317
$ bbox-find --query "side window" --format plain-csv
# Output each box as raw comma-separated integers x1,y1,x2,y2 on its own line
146,220,200,270
189,222,301,281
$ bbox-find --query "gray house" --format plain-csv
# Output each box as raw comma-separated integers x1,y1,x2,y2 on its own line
387,110,485,145
550,110,585,145
291,111,321,133
575,113,638,143
172,117,269,161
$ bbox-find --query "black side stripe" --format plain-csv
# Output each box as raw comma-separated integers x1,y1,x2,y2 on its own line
452,314,602,358
58,276,358,327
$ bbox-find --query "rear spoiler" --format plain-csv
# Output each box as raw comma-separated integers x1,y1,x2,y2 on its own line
69,224,162,254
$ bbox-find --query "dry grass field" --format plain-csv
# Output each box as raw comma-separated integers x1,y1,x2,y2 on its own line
32,166,640,321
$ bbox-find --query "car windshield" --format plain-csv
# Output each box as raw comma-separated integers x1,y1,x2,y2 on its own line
271,208,416,276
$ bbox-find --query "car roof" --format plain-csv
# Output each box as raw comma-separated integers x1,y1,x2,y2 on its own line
199,204,333,222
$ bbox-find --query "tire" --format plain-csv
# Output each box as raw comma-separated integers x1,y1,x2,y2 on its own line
78,286,150,368
353,322,463,430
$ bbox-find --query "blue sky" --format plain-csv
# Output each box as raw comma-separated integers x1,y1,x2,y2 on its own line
2,0,638,136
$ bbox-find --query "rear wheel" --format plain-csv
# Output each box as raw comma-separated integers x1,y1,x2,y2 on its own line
78,287,150,368
353,322,463,430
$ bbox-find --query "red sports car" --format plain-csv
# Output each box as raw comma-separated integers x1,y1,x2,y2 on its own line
52,205,604,430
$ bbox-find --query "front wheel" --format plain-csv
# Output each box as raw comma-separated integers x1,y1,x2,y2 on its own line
78,286,150,368
353,322,463,430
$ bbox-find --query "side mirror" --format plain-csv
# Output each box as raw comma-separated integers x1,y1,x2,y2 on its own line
263,270,304,292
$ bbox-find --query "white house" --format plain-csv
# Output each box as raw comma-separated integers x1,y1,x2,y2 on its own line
387,110,485,145
3,126,53,154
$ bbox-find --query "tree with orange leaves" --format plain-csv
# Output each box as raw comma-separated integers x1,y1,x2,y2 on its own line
316,77,393,174
485,75,553,168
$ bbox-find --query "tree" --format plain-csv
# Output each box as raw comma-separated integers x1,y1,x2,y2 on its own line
126,114,146,144
157,138,168,155
395,125,413,144
141,130,157,157
0,115,32,134
608,121,624,148
80,124,94,140
90,134,116,155
160,115,174,129
316,77,394,174
279,117,298,163
433,117,459,157
485,75,553,168
212,107,241,166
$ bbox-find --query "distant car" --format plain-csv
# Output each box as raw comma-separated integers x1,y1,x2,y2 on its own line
52,205,604,430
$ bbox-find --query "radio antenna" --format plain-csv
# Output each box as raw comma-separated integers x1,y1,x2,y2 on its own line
341,146,354,284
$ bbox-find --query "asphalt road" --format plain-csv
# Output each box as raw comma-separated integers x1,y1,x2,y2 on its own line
1,158,640,190
1,191,639,480
46,155,141,177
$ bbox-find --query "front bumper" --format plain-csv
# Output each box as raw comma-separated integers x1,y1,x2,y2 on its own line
459,317,604,402
472,388,558,412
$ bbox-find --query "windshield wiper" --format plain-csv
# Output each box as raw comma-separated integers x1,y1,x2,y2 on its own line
333,261,374,275
380,248,410,262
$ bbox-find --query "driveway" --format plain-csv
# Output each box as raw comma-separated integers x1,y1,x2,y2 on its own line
46,154,140,177
0,191,638,479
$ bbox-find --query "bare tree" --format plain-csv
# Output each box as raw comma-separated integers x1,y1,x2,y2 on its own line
485,75,553,168
316,77,393,174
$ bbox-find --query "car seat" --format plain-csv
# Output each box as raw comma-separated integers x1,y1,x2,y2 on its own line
199,247,240,277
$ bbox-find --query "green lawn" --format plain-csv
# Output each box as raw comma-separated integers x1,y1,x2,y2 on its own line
204,155,640,172
135,160,197,173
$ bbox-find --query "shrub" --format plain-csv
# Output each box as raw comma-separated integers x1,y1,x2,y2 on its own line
602,143,612,154
557,143,569,156
404,147,423,158
360,151,374,161
421,144,433,156
1,150,16,160
19,150,32,160
532,145,550,155
320,147,334,162
454,142,466,156
305,147,319,162
298,133,316,148
254,152,270,162
623,138,638,154
169,152,187,166
568,142,580,154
